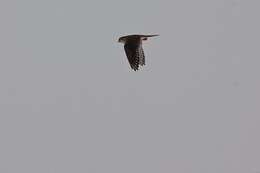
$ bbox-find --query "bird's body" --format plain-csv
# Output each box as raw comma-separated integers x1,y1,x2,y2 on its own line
118,34,158,71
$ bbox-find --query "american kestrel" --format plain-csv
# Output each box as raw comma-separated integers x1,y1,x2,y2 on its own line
118,34,158,71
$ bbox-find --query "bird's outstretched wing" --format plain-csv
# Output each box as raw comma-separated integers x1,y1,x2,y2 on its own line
138,45,145,66
124,43,145,71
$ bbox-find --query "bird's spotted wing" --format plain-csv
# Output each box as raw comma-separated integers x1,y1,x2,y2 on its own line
124,43,139,71
124,43,145,71
138,45,145,66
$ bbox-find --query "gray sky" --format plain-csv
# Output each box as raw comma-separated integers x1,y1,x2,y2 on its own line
0,0,260,173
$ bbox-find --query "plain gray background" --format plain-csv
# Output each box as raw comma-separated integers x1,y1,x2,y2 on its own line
0,0,259,173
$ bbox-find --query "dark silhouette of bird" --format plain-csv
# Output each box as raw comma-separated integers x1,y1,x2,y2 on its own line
118,34,158,71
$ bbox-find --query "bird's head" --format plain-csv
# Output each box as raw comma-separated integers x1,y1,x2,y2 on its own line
118,36,126,43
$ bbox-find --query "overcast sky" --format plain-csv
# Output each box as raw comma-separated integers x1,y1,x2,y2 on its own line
0,0,260,173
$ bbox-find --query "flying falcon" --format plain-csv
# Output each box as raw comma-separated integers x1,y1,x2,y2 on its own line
118,34,159,71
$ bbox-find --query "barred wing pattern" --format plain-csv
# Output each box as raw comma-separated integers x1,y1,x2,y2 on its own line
124,43,145,71
138,45,145,66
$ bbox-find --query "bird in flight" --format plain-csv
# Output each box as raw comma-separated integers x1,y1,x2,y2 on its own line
118,34,159,71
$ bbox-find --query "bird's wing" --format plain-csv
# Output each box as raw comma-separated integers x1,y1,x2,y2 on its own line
138,45,145,66
124,42,140,71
